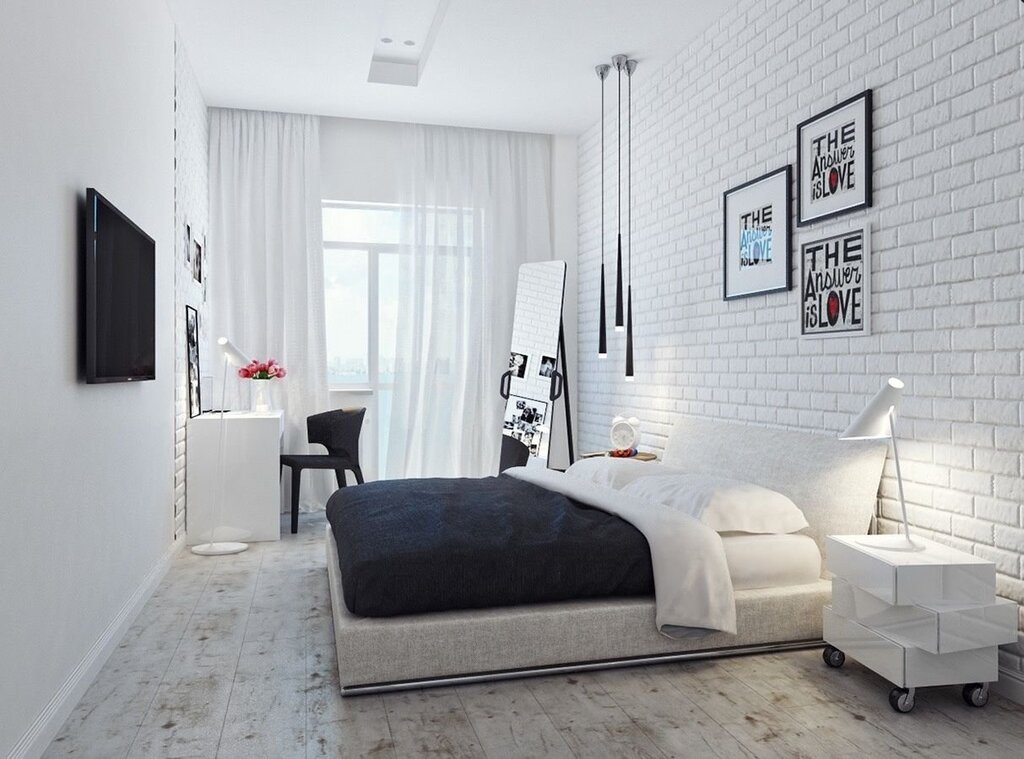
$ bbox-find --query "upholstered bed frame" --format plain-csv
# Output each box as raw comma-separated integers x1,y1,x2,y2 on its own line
327,415,887,694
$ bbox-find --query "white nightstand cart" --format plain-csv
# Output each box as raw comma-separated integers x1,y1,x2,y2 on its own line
823,534,1018,713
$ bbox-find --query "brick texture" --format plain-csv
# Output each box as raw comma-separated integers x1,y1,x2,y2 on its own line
173,36,209,540
576,0,1024,660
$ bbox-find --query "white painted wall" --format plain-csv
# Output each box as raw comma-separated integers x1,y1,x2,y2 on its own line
0,1,176,755
576,0,1024,665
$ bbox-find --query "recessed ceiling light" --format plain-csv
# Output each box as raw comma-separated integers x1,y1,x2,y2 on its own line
403,40,416,46
380,37,393,43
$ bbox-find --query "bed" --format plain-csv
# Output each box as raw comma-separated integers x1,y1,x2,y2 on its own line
326,415,887,694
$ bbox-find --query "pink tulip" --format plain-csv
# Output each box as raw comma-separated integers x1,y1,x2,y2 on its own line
277,368,287,378
237,367,250,378
268,358,278,366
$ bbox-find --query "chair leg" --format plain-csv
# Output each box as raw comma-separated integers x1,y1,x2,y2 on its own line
353,467,365,485
335,470,347,489
290,467,301,534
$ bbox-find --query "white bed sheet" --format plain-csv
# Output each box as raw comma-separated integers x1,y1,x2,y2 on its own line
721,533,822,591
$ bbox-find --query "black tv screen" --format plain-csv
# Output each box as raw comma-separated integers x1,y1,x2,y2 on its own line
85,188,156,382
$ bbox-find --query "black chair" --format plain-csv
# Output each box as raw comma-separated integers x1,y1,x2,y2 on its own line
499,435,530,473
280,408,365,533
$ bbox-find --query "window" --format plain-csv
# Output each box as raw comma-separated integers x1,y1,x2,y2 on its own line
322,200,478,478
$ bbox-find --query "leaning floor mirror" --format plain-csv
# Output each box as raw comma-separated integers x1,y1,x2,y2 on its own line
500,260,573,469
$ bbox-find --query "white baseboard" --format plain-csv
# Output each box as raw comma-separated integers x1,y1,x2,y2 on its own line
994,665,1024,706
6,536,184,759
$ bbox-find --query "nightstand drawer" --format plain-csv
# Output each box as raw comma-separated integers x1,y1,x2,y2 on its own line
824,607,1000,688
823,606,903,684
826,535,995,605
832,578,1017,654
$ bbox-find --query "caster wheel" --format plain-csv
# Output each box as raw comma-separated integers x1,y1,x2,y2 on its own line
822,645,845,668
962,683,989,708
889,687,915,713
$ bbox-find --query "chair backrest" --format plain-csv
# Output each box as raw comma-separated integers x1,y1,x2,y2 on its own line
499,435,531,473
307,408,365,463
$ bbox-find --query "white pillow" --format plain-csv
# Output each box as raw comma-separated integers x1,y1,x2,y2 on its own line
621,474,809,534
564,457,683,490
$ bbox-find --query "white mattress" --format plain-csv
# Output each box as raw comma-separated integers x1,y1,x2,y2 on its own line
721,533,822,591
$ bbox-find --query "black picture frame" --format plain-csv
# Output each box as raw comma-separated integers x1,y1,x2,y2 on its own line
185,305,202,418
797,89,873,226
722,165,792,301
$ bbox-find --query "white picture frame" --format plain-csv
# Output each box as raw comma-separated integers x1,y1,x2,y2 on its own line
800,227,871,338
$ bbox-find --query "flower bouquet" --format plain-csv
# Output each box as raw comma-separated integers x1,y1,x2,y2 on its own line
238,358,286,411
237,358,287,380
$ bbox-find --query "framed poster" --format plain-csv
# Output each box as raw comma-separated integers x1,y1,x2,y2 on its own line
797,89,873,226
723,165,792,300
800,227,871,338
502,394,549,457
185,305,202,417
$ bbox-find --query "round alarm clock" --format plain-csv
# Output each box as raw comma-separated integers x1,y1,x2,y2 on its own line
610,415,640,451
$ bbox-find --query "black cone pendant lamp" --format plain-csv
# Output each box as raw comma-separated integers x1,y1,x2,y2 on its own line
596,64,610,358
625,58,637,381
612,54,627,332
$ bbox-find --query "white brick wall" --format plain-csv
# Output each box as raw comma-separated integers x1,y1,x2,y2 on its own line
576,0,1024,663
173,36,209,539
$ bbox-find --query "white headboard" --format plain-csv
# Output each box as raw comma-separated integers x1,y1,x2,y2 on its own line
662,416,888,552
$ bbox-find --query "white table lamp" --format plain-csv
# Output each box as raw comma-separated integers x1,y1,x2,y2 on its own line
840,377,921,551
191,337,253,556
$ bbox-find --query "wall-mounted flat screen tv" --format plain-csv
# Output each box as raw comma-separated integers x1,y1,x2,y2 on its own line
85,188,156,382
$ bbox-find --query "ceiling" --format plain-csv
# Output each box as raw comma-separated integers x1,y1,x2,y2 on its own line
168,0,740,135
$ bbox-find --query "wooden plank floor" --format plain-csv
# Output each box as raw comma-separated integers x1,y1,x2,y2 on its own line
45,513,1024,758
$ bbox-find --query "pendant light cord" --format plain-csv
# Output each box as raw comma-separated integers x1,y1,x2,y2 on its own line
601,76,605,271
628,66,631,287
617,64,621,241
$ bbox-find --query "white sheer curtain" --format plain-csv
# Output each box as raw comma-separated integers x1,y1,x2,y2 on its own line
385,125,553,479
208,108,333,511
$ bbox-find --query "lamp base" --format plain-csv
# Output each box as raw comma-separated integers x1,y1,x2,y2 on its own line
191,541,248,556
855,534,926,553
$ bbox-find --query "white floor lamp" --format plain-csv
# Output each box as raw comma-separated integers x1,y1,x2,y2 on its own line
840,377,922,552
191,337,252,557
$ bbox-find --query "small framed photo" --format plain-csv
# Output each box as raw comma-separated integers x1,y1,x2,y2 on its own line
723,165,792,300
185,305,202,417
509,352,528,378
183,223,192,267
797,89,873,226
538,355,557,378
800,227,871,338
192,239,203,284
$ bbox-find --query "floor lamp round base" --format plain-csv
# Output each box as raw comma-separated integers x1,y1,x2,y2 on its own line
191,542,249,556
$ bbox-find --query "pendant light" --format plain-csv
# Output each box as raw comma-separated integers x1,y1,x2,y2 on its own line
625,59,637,381
612,54,627,332
596,64,610,358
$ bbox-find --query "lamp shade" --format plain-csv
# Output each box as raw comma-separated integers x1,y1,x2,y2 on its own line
840,377,904,440
217,337,251,368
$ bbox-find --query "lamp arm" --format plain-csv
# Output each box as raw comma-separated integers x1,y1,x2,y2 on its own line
888,409,911,541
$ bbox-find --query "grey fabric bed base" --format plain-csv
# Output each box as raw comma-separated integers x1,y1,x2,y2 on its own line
327,525,830,694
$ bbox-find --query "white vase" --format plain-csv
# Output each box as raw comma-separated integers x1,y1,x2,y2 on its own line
252,380,273,412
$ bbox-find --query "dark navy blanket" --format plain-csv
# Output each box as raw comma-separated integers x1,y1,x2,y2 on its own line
326,474,654,617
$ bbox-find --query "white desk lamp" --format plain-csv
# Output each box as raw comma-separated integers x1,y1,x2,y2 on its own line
191,337,252,556
840,377,921,551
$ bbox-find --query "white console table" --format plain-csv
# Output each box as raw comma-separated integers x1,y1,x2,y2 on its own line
823,533,1017,712
186,410,284,545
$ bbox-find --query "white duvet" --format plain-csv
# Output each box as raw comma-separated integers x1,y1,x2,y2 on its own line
507,466,737,638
